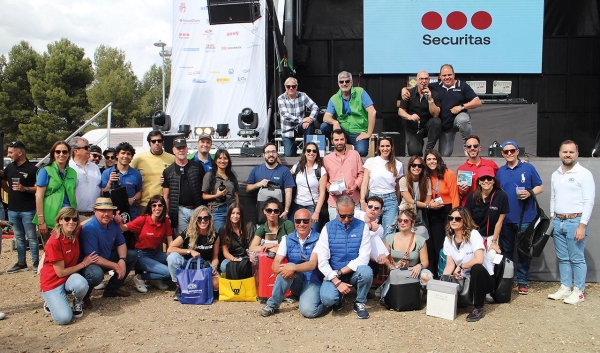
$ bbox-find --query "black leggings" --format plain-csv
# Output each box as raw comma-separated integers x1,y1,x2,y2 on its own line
426,204,452,276
470,264,495,307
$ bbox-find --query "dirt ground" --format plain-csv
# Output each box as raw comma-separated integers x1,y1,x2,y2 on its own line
1,239,599,353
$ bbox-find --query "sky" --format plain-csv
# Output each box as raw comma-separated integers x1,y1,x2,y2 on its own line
0,0,173,79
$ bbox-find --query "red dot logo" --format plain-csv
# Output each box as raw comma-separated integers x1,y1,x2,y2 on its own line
421,11,443,30
446,11,468,30
471,11,492,30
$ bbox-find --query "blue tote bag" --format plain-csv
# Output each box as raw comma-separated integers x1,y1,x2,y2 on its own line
176,258,214,305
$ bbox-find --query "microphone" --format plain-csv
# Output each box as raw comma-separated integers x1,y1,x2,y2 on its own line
423,84,429,100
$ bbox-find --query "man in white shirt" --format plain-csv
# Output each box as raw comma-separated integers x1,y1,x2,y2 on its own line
69,137,102,220
315,195,372,319
548,140,595,304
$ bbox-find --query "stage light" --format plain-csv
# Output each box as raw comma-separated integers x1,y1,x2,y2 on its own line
194,127,215,136
152,111,171,131
238,107,258,129
216,124,230,138
178,125,191,139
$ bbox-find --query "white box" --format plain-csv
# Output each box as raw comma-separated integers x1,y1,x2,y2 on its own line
426,280,459,320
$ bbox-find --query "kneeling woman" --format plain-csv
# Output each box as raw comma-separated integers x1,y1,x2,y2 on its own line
442,206,495,322
167,206,220,300
40,207,98,325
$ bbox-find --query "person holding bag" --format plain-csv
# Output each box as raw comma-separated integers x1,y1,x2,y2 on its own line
201,149,240,233
442,206,494,322
219,203,254,273
399,155,432,239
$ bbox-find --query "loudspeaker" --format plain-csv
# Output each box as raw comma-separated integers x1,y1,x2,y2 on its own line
163,134,184,155
208,0,261,25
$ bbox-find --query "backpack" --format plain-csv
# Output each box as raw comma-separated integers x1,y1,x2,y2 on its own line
516,191,551,259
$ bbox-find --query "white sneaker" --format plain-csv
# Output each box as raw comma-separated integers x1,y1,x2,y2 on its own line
133,274,148,293
563,287,584,305
548,284,571,300
94,282,106,290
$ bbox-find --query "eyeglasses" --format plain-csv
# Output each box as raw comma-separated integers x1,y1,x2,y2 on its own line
417,77,430,80
305,148,318,154
54,150,69,155
465,144,480,149
264,150,277,155
338,213,354,219
285,85,297,89
151,203,164,208
63,216,78,223
502,148,517,155
265,208,280,215
105,155,116,160
74,145,90,150
367,204,381,211
410,163,423,169
294,219,310,224
447,216,463,222
197,216,211,223
398,218,411,224
150,139,164,144
479,176,494,182
338,80,351,84
91,153,102,159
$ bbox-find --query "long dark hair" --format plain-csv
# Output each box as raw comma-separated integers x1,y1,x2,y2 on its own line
472,176,501,206
445,206,478,243
377,135,398,176
222,203,250,247
49,141,71,164
208,149,238,193
143,194,168,223
424,149,447,180
297,142,323,173
405,155,428,202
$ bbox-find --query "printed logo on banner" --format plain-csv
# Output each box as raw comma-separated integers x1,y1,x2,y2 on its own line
188,70,201,75
203,30,213,41
205,44,216,53
183,47,199,51
179,32,190,39
209,70,221,74
201,6,207,10
243,69,250,73
192,78,207,83
179,2,186,12
422,11,491,45
228,69,234,74
221,46,241,50
227,31,239,36
251,26,258,34
179,18,201,24
216,78,230,83
238,77,246,83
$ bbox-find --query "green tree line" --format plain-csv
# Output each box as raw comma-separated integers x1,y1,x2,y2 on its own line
0,38,171,156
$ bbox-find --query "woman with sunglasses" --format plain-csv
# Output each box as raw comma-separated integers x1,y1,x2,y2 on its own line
167,206,220,300
399,155,432,239
116,195,172,293
424,149,459,275
220,203,255,273
40,207,98,325
249,198,294,253
289,142,327,232
442,206,494,322
360,136,403,236
35,141,78,238
202,149,240,233
464,167,508,255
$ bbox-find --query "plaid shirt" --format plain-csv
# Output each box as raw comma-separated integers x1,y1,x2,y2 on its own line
277,91,319,137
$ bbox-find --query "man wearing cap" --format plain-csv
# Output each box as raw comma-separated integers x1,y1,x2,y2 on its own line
89,145,103,166
2,141,39,273
495,139,543,295
278,77,319,157
548,140,595,304
456,135,499,205
79,197,138,306
163,137,205,234
188,134,213,173
131,131,175,216
69,137,102,220
102,147,117,174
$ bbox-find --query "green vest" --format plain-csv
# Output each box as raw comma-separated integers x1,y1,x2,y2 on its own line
330,86,368,134
33,162,77,229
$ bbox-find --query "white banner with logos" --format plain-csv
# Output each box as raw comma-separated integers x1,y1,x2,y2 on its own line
168,0,267,143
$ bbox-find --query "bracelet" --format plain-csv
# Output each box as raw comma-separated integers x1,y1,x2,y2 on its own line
82,261,87,267
334,280,341,288
38,214,44,217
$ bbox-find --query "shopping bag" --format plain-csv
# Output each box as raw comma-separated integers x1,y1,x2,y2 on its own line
176,258,214,305
219,274,257,302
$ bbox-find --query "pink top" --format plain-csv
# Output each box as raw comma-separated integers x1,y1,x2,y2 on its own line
323,149,364,207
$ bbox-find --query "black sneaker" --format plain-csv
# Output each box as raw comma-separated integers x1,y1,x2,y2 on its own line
33,261,39,274
332,295,344,311
72,300,83,318
173,287,181,301
466,307,485,322
353,302,370,319
6,262,28,274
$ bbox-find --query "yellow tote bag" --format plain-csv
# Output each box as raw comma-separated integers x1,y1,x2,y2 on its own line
218,274,257,302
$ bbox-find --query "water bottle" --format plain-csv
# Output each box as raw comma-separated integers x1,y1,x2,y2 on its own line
218,181,226,202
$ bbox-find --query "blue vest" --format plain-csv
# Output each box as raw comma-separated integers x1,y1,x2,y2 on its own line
286,231,323,285
326,218,365,270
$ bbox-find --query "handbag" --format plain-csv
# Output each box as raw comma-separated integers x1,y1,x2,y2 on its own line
176,258,214,305
440,274,473,307
516,191,551,259
226,258,253,280
383,269,421,311
218,274,257,302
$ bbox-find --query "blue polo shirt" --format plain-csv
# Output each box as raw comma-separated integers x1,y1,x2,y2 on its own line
192,152,213,173
79,216,125,260
247,163,295,192
495,160,543,224
326,90,374,116
430,80,478,131
100,166,143,219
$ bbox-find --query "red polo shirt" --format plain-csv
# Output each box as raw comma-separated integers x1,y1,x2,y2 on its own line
457,157,499,206
126,214,172,250
40,229,81,292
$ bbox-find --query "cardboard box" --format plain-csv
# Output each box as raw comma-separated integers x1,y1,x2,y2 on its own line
426,280,459,320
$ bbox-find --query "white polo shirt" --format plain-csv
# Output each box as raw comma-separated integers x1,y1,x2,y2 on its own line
550,162,595,225
443,229,493,277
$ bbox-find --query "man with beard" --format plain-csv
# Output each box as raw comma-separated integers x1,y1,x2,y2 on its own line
188,134,214,173
320,71,376,157
100,142,142,220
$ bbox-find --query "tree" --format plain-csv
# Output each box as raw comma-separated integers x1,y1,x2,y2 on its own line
131,59,171,127
87,45,138,128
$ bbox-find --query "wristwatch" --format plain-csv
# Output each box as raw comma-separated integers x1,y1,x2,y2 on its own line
337,269,343,278
461,104,465,110
187,249,191,255
119,257,126,262
24,187,29,192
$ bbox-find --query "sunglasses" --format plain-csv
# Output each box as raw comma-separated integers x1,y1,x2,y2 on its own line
265,208,280,215
502,148,517,155
479,176,494,182
367,204,381,211
74,145,90,150
447,216,463,222
151,203,164,208
285,85,297,89
197,216,211,223
338,213,354,219
63,216,78,223
465,144,480,149
150,139,164,144
398,218,411,224
410,163,423,169
294,219,310,224
91,153,103,159
105,155,116,160
338,80,351,84
54,150,69,155
305,148,318,154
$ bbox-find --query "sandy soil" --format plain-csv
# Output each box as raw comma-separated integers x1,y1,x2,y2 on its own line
1,239,598,353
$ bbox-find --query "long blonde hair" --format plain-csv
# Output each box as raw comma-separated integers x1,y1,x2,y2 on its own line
53,207,80,242
185,205,216,248
445,206,479,243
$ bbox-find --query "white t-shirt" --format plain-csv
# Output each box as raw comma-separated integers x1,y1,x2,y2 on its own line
443,229,494,277
291,164,327,206
399,177,432,210
354,210,384,240
363,156,403,194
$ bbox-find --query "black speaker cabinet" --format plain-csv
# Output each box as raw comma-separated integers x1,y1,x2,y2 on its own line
163,133,184,155
208,0,261,25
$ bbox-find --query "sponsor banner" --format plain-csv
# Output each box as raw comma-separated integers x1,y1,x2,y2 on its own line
364,0,543,74
466,81,487,94
169,0,267,142
492,80,512,94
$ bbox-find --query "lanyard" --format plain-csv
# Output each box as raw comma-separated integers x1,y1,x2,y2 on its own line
413,182,419,211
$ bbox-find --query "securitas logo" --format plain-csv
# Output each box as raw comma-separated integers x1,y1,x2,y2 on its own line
422,11,491,45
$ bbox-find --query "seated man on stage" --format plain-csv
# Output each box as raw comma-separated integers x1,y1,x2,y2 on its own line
320,71,376,157
278,77,319,157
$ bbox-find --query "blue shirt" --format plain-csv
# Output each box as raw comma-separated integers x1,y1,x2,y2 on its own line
193,153,213,173
100,166,143,218
430,80,478,131
326,90,374,116
79,216,125,259
247,164,295,191
36,167,70,207
496,160,543,224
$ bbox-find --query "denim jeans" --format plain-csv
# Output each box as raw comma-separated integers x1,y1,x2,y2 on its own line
405,118,442,156
500,223,531,285
553,217,587,290
290,202,319,233
368,192,398,237
41,273,88,325
80,248,137,300
282,124,315,157
319,123,369,157
177,206,194,235
439,112,471,157
8,210,39,264
320,265,373,306
136,249,170,281
212,203,228,234
267,263,328,318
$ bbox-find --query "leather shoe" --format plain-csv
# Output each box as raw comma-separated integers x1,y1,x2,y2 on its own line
466,307,485,322
83,298,93,310
103,288,131,298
